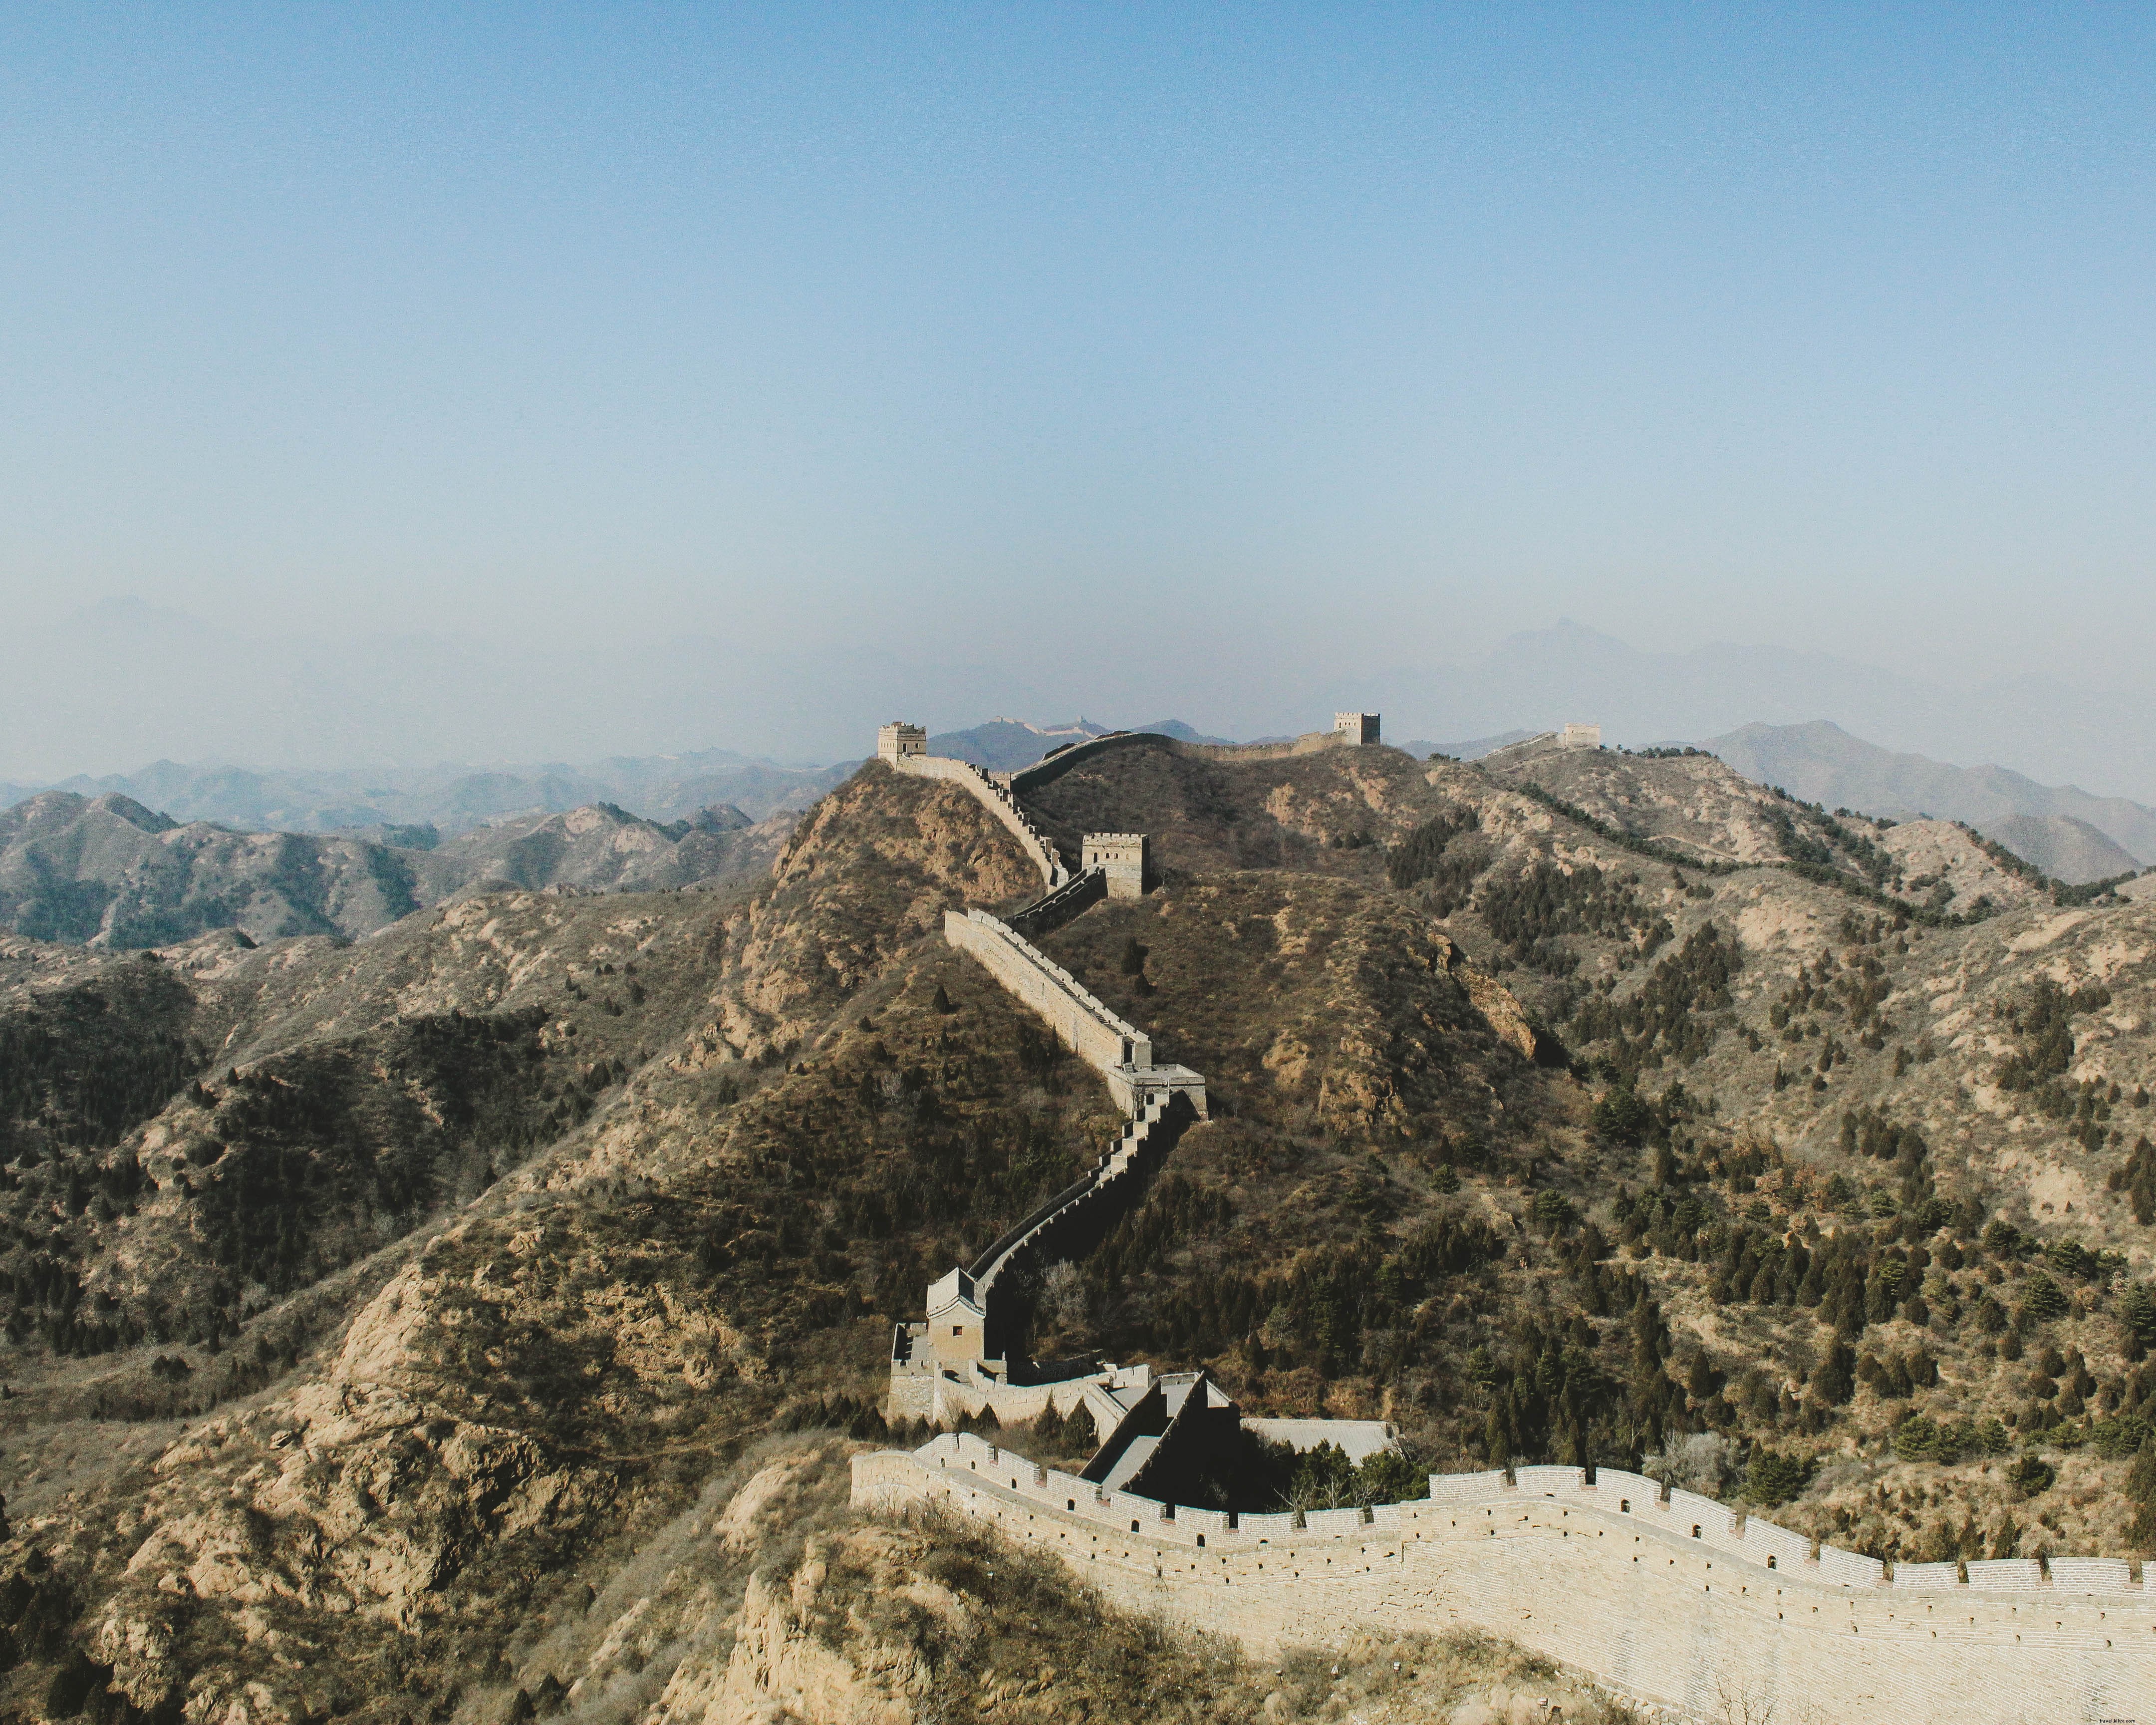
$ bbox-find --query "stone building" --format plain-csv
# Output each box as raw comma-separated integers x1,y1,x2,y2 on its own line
877,721,928,764
1333,712,1380,745
1080,833,1149,898
1561,722,1601,749
923,1267,989,1372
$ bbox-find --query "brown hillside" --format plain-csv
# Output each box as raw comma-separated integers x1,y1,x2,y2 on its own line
0,736,2149,1719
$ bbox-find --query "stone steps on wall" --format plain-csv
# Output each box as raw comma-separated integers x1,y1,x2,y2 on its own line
970,1094,1177,1316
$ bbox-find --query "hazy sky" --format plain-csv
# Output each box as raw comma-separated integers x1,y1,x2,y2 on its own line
3,6,2153,771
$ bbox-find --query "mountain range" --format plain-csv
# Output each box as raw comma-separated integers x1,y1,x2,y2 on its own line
0,748,850,839
16,603,2156,807
1361,619,2156,805
0,723,2150,1721
0,790,786,947
1705,721,2154,880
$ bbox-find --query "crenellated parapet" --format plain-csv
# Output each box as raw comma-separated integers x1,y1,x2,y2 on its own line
854,1436,2155,1723
888,747,1071,888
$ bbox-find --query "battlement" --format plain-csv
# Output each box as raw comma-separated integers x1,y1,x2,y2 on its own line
888,750,1069,887
865,706,2151,1719
854,1438,2153,1722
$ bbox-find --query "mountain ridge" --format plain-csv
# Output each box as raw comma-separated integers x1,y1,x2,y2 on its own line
1706,719,2156,875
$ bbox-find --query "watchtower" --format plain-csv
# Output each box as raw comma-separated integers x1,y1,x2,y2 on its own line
1334,712,1380,746
1561,723,1602,750
924,1267,989,1371
878,721,928,764
1081,833,1150,898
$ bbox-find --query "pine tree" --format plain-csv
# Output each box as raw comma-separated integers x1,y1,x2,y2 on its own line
1065,1399,1097,1454
1034,1397,1067,1452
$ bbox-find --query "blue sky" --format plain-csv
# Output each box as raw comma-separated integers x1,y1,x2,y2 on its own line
2,5,2153,768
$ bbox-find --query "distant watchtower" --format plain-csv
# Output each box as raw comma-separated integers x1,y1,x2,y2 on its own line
878,721,928,764
1561,723,1602,750
1335,712,1380,746
1082,833,1150,898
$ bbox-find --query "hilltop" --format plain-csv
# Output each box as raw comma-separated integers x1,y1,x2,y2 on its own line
0,731,2148,1719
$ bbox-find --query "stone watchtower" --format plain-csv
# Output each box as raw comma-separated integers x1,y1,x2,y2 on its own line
924,1267,989,1371
1081,833,1150,898
1561,723,1602,750
1334,712,1380,746
878,721,928,764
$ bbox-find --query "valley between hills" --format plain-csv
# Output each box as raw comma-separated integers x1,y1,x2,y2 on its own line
0,729,2151,1724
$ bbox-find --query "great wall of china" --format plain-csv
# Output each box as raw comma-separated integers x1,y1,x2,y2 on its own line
857,718,2155,1723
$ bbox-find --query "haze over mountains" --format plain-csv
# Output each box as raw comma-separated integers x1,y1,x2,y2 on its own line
0,746,849,839
1707,721,2155,882
0,790,786,948
12,605,2156,807
8,703,2154,944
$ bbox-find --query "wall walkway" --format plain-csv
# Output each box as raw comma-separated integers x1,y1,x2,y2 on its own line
893,754,1070,887
856,1436,2154,1725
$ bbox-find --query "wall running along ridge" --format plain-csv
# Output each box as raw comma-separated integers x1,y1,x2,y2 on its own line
892,753,1070,887
945,907,1150,1072
1008,725,1362,796
854,1435,2154,1725
873,722,2153,1720
941,910,1207,1118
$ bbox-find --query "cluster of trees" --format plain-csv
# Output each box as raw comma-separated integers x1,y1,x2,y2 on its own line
0,964,203,1160
1994,978,2113,1096
1473,1307,1619,1464
2113,1138,2156,1225
1068,1177,1503,1383
1769,945,1898,1059
1767,803,1897,889
1568,925,1742,1076
1508,782,1737,878
1029,1394,1098,1457
1477,860,1660,977
1384,806,1479,892
1269,1437,1428,1511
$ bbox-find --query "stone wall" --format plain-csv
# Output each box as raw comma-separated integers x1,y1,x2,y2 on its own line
855,1438,2155,1725
1178,730,1358,763
941,908,1207,1118
964,1093,1189,1359
944,908,1153,1076
892,755,1069,887
1009,731,1143,794
1007,867,1106,940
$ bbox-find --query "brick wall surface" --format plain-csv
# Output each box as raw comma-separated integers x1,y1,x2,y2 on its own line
855,1440,2154,1724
